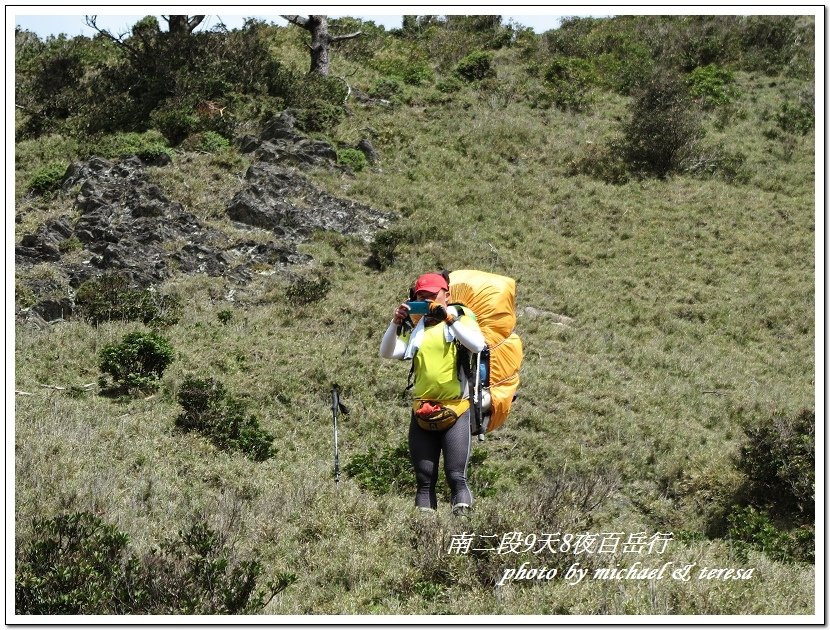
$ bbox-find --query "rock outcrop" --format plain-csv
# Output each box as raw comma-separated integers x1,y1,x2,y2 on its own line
15,111,394,320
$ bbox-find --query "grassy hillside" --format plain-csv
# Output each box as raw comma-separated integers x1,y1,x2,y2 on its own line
13,15,816,617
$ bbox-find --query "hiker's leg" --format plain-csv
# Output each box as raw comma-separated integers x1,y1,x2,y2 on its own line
408,414,441,509
442,410,473,507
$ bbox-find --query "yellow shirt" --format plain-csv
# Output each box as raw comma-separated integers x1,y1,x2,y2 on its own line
412,317,473,401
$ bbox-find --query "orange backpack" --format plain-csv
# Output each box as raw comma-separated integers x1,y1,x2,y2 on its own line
448,270,523,433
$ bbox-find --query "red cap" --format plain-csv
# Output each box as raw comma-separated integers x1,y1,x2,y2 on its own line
414,273,448,295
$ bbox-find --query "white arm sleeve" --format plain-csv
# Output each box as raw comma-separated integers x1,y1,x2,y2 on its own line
451,317,486,353
379,322,407,359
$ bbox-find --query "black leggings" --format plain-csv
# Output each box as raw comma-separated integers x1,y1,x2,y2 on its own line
408,410,473,509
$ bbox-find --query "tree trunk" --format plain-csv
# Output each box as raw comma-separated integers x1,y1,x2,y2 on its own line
281,15,362,76
307,15,330,75
166,15,205,35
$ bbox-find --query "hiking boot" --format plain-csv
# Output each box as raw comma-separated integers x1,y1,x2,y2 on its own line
452,503,472,518
416,506,437,516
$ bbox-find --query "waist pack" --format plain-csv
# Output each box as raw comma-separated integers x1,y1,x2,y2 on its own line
412,398,470,431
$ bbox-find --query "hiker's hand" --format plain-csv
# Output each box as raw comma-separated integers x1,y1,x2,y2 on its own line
428,301,448,322
392,303,410,325
428,301,458,325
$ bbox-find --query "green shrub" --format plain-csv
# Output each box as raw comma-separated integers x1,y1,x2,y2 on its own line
294,99,345,134
665,16,740,72
98,331,175,392
288,74,349,130
401,62,435,86
199,130,231,153
621,67,704,178
736,407,814,519
727,506,813,564
75,274,182,326
150,106,198,146
366,227,407,271
217,309,233,325
15,512,295,614
15,512,134,614
593,44,656,95
776,95,814,136
337,148,368,172
27,161,67,195
538,56,597,112
435,76,463,94
372,51,434,87
738,16,803,74
58,236,82,253
467,449,501,498
175,377,276,461
687,64,738,108
368,76,403,100
81,131,173,162
345,441,412,495
454,50,495,82
285,274,331,305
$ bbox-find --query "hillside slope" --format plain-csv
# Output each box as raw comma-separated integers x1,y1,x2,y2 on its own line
13,15,816,617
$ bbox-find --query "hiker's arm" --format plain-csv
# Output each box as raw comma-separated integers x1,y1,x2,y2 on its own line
380,321,407,359
451,317,486,353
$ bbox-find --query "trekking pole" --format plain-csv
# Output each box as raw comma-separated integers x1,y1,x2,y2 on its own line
331,385,349,483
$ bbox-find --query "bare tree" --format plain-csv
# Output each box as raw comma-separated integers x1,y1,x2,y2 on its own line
281,15,362,75
84,15,142,60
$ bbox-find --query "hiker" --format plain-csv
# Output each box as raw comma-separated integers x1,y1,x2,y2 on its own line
379,271,486,516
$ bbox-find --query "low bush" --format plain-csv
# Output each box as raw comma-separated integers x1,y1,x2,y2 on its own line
368,76,404,101
727,505,813,564
175,377,276,462
454,50,495,82
80,131,173,163
15,512,295,614
687,64,738,108
150,106,199,146
27,162,67,195
538,56,597,112
621,67,704,178
467,449,501,498
75,274,182,326
372,51,434,87
15,512,134,614
738,15,805,75
567,136,631,185
736,407,814,519
344,441,412,495
435,76,463,94
98,331,175,392
337,148,368,172
776,93,814,136
287,74,348,133
199,131,231,153
294,99,345,134
682,142,748,183
285,273,332,305
365,227,407,271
